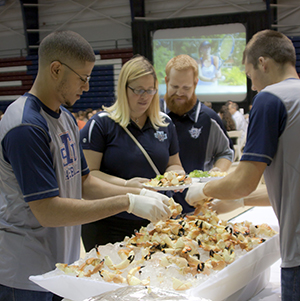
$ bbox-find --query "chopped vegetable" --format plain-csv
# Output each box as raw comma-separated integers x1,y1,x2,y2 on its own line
189,170,211,178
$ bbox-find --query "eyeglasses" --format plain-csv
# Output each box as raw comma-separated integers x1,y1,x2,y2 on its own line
127,86,157,96
57,61,91,84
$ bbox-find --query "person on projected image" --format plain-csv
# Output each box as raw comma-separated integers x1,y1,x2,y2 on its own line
198,41,222,85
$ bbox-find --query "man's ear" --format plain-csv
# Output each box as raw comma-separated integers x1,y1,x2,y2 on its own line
50,61,61,79
258,56,268,71
164,76,168,84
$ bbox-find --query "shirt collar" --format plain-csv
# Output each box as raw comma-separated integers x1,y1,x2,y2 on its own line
186,100,201,123
129,117,152,131
25,92,61,119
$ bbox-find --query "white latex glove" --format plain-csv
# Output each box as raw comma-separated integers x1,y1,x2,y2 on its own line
127,193,171,223
125,177,149,188
139,188,169,205
209,198,244,215
185,182,208,207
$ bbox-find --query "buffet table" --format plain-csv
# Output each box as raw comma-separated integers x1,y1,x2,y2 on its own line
30,206,280,301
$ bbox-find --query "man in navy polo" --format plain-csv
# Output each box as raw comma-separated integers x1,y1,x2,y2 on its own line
161,54,234,213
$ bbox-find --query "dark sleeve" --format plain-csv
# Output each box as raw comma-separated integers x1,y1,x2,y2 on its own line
80,114,107,153
2,125,59,202
242,92,287,164
79,142,90,176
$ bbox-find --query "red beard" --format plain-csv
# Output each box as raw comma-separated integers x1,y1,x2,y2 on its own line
164,93,197,116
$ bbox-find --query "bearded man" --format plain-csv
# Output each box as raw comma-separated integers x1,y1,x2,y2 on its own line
160,54,233,213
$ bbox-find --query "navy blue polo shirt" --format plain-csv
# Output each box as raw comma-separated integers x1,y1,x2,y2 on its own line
161,99,233,213
80,111,179,219
168,104,210,173
160,99,233,151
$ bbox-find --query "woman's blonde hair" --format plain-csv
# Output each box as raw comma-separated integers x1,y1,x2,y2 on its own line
104,55,167,129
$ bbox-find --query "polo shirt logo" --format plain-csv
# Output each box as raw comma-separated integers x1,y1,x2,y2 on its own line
154,131,167,142
189,126,202,139
59,131,79,180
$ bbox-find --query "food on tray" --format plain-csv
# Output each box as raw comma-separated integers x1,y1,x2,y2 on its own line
55,199,277,291
144,171,192,188
189,170,227,178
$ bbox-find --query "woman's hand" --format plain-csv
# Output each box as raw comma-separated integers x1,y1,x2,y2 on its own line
125,177,149,188
209,167,222,173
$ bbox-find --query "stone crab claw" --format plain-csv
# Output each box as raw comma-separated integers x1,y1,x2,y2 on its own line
99,269,126,284
172,277,192,290
126,266,150,286
104,250,135,270
84,259,105,277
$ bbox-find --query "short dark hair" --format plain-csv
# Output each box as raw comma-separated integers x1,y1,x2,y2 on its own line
242,29,296,68
38,31,95,66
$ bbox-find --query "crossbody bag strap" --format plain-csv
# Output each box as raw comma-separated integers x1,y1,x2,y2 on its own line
122,126,160,175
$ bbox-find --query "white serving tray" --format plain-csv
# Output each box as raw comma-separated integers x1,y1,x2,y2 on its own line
30,207,280,301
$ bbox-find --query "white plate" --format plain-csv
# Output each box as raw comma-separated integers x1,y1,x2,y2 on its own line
142,183,191,191
192,176,224,183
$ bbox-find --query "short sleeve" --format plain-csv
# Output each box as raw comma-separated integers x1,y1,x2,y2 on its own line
80,115,107,153
2,125,59,202
79,142,90,176
241,91,287,165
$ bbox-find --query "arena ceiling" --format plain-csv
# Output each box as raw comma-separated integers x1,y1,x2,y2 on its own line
0,0,299,58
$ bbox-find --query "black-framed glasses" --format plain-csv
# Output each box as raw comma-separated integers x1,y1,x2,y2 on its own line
127,86,157,96
56,61,91,84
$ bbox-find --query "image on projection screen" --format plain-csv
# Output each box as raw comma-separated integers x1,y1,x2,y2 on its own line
153,23,247,103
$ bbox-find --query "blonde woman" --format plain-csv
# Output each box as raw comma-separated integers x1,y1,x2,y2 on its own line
80,55,184,249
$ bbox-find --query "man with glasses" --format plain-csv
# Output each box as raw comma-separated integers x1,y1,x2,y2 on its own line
0,31,171,301
57,61,91,85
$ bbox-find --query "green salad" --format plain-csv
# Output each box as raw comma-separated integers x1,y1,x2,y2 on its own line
189,170,210,178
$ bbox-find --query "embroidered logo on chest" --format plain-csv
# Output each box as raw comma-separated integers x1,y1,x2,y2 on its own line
154,131,167,142
189,126,202,139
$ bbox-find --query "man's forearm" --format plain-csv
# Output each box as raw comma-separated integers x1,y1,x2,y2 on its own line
204,161,265,200
243,186,271,206
82,174,140,200
29,195,130,227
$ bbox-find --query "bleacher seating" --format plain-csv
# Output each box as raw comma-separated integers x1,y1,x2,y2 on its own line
99,48,133,64
0,47,133,113
0,57,34,112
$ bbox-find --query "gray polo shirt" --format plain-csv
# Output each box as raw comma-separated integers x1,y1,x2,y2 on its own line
242,78,300,268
